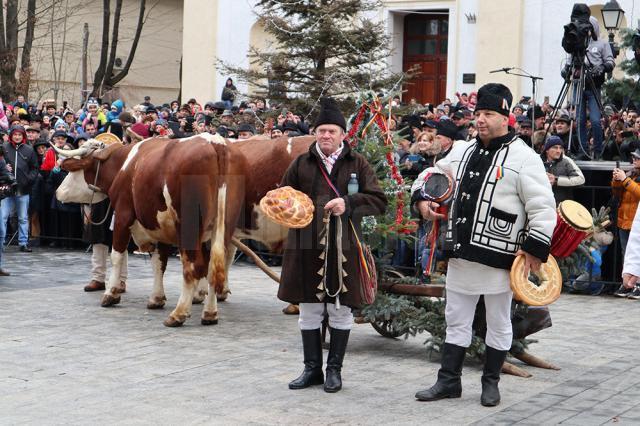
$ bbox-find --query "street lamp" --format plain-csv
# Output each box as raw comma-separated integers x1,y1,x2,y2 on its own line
601,0,624,32
601,0,625,60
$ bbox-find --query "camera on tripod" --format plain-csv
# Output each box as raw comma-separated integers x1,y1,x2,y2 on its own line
562,3,595,58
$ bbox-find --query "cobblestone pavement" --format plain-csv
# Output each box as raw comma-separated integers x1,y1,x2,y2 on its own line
2,247,640,425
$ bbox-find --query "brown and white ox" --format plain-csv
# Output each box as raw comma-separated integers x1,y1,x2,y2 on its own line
56,134,315,319
134,135,316,304
55,134,246,327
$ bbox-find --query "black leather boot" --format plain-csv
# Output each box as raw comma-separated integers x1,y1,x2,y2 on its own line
288,329,324,389
415,343,466,401
481,346,508,407
324,327,350,393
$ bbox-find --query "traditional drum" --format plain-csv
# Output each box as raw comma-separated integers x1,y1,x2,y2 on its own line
510,254,562,306
419,170,454,205
259,186,314,228
550,200,593,258
419,170,454,276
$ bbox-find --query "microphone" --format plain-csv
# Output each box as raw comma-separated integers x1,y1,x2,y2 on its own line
489,67,513,73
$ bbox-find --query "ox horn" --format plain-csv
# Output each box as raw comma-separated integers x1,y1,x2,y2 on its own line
50,142,92,158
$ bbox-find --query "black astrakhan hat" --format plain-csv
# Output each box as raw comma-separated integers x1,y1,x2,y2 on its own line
314,97,346,131
436,120,458,140
475,83,513,117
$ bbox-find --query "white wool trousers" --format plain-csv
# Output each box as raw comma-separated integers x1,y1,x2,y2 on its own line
444,289,513,351
91,243,128,283
298,302,353,331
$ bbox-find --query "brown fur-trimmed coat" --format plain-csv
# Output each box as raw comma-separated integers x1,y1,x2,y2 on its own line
277,142,387,309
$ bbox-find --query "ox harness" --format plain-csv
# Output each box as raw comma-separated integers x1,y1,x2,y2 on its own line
83,159,112,226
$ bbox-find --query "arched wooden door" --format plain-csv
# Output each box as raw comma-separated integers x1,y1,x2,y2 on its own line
403,13,449,106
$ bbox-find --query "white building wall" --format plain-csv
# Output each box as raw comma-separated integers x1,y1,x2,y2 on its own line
522,0,634,105
215,0,255,102
455,0,477,95
189,0,637,107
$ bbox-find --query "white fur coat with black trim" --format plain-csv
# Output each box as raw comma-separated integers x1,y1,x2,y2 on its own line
411,132,557,270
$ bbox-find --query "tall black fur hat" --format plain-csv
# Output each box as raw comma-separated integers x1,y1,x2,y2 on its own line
475,83,513,117
314,97,346,131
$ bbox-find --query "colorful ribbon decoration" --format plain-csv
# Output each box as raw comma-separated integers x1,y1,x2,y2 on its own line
344,97,412,233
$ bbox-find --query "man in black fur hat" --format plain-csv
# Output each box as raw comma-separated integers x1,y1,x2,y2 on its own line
278,97,387,393
411,83,556,407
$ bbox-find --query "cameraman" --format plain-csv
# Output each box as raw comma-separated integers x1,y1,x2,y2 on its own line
564,16,615,160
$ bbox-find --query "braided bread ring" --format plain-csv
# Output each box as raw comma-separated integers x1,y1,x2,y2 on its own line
259,186,314,229
510,254,562,306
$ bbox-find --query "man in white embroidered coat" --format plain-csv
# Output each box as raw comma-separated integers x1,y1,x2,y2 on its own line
411,83,556,407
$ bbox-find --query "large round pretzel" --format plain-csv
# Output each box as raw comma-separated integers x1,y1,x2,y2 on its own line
510,254,562,306
259,186,314,228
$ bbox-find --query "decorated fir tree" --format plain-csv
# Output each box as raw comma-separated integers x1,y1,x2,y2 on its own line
218,0,399,116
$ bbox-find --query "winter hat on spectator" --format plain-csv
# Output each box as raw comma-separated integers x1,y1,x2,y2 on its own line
475,83,512,117
313,97,346,131
221,110,233,117
33,139,48,150
9,125,27,142
54,120,69,132
86,98,99,108
237,123,256,134
75,132,90,144
543,135,564,151
520,119,532,128
283,121,298,132
526,105,544,120
436,120,458,140
155,119,168,127
403,114,422,130
51,130,68,140
631,148,640,159
422,119,437,129
130,122,150,139
555,114,571,124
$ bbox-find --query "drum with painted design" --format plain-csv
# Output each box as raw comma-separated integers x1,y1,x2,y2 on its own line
550,200,593,258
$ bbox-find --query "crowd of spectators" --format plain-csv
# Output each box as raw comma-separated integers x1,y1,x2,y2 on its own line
0,78,638,292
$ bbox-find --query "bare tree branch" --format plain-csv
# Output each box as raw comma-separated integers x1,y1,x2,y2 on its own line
103,0,122,85
91,0,111,96
109,0,145,86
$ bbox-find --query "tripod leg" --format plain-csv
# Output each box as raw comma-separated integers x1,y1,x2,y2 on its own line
584,73,607,158
540,78,571,148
